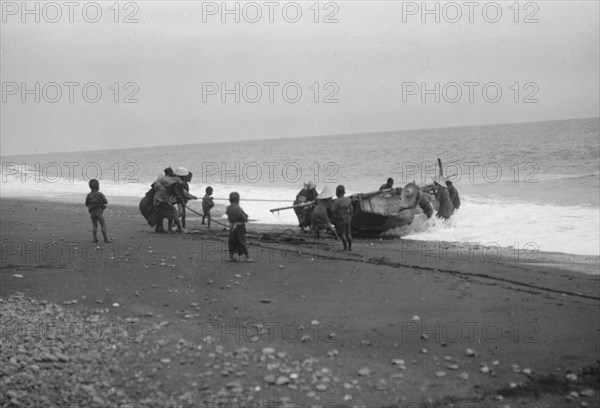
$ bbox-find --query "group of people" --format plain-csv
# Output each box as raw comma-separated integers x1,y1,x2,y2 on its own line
86,166,252,262
291,176,462,248
139,167,196,233
424,179,461,220
137,167,251,261
85,169,461,262
294,181,353,250
379,176,460,220
136,167,219,233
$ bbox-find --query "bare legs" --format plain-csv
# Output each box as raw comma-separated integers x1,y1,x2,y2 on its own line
91,213,109,243
340,222,352,251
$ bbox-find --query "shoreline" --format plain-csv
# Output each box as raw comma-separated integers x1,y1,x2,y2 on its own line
1,197,599,406
2,195,599,272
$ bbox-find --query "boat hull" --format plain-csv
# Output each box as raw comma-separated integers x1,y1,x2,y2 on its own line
350,207,419,236
349,183,432,236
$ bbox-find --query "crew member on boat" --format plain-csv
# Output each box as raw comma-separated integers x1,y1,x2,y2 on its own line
379,178,394,191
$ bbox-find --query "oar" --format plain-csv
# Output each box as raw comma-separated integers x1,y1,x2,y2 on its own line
269,201,315,213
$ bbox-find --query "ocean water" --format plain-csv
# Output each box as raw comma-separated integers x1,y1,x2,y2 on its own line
1,118,599,256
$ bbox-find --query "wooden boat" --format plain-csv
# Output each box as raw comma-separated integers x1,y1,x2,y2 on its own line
270,159,449,236
348,182,434,236
270,182,437,237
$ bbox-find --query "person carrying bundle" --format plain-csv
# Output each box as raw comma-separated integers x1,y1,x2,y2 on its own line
153,168,187,233
294,180,318,231
139,167,173,228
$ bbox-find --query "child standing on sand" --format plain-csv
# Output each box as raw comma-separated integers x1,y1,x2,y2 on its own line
85,179,110,243
202,186,215,228
226,192,252,262
332,185,353,251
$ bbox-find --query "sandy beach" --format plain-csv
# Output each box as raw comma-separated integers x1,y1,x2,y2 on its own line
3,0,599,405
1,197,599,407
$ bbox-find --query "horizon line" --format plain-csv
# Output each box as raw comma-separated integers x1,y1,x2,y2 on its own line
1,116,598,158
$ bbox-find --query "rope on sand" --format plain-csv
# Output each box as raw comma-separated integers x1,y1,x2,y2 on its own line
183,204,230,228
186,201,297,228
201,233,600,302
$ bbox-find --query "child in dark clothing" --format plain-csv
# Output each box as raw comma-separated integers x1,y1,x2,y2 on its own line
332,185,353,250
202,186,215,228
225,192,252,262
85,179,110,243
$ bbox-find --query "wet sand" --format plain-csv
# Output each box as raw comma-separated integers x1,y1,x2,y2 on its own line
1,198,599,407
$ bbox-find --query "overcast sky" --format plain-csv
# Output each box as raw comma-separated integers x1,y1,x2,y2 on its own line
1,1,598,155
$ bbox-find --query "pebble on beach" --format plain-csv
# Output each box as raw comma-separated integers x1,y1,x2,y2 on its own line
275,376,290,386
357,367,372,377
263,374,276,384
